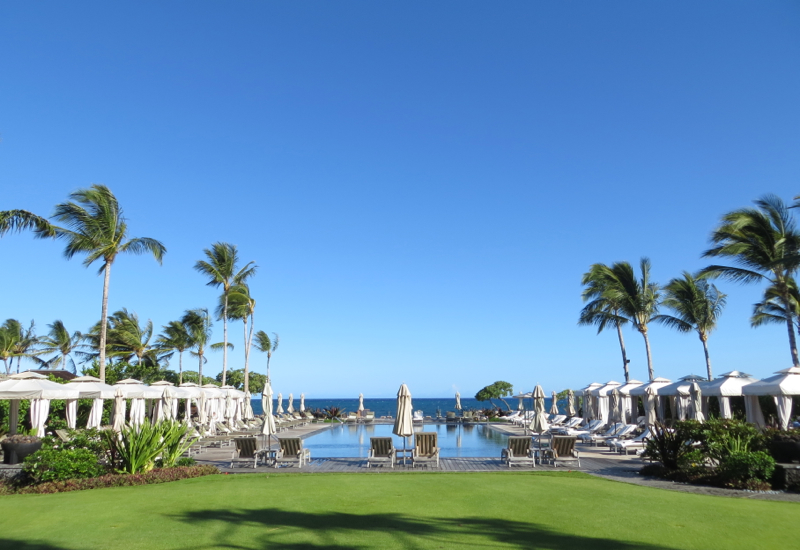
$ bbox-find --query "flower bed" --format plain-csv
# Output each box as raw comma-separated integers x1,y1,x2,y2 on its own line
0,465,219,495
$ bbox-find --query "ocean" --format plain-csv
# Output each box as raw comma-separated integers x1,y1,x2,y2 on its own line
251,397,557,418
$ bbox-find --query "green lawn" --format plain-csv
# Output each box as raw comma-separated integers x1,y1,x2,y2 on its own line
0,471,796,549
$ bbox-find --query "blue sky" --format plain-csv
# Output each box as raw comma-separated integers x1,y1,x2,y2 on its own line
1,2,799,397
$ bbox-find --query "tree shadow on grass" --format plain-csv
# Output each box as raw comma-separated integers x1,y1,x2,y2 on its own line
171,507,683,550
0,540,70,550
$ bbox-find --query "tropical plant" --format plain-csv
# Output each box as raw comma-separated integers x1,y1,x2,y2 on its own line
36,320,84,373
253,331,279,382
579,264,631,382
43,185,166,382
0,320,20,374
23,448,105,484
194,242,256,385
157,421,198,468
474,381,514,410
701,194,800,366
103,309,160,366
156,320,192,385
7,320,41,374
654,272,727,380
215,369,267,394
582,259,660,380
103,420,167,474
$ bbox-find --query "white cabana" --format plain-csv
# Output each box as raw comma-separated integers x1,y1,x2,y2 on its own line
581,383,602,420
65,376,116,430
617,380,643,422
591,381,622,425
0,372,80,436
630,377,671,422
743,367,800,430
700,371,757,419
657,375,706,421
176,383,203,424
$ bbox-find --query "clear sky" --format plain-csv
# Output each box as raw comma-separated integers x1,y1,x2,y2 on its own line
1,2,799,397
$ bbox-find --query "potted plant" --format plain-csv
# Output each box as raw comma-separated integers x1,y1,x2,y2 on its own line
1,434,43,465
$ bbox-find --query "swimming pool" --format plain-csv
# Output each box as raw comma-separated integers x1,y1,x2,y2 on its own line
303,423,511,458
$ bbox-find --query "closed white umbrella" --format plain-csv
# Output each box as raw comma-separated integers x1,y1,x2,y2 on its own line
358,393,365,412
549,391,559,416
455,392,461,411
644,386,658,428
300,393,305,413
30,398,51,437
225,391,235,423
276,393,284,414
65,399,77,430
688,382,705,423
393,384,414,465
112,388,126,432
287,393,294,414
87,398,103,429
566,389,577,417
244,391,255,420
608,388,621,425
198,392,207,426
261,382,277,439
530,385,549,433
517,396,524,411
162,387,176,422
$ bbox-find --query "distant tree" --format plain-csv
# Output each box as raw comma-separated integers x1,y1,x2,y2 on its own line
475,381,514,410
181,371,219,386
194,242,256,385
37,320,84,373
253,331,279,382
654,271,727,381
7,319,40,374
0,320,19,374
217,368,267,394
156,319,193,385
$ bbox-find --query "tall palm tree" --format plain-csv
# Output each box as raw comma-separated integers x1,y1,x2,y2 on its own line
104,309,159,366
157,320,192,385
220,284,256,393
253,331,279,383
182,309,213,386
701,194,800,366
654,272,727,381
586,259,660,381
194,242,256,386
37,320,84,373
46,185,166,382
579,264,631,382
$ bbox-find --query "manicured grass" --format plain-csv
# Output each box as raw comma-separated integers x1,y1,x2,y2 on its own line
0,471,797,549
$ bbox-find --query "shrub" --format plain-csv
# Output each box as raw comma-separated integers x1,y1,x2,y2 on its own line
643,421,702,470
104,420,167,474
159,421,199,468
718,451,776,488
695,418,765,465
23,448,106,484
175,457,196,467
0,465,219,495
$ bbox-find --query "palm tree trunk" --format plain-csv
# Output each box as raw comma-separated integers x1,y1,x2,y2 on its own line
785,308,800,366
2,359,9,375
700,333,712,381
198,351,203,385
242,317,249,394
615,319,630,382
222,292,228,385
98,261,112,382
641,326,655,381
178,350,183,385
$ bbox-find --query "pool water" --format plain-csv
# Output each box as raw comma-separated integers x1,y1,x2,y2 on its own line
303,422,511,458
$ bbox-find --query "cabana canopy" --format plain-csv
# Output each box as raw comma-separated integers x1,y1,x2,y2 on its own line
64,376,117,399
591,381,622,397
0,372,80,399
700,371,758,396
743,367,800,396
657,375,707,397
616,380,643,395
629,377,671,396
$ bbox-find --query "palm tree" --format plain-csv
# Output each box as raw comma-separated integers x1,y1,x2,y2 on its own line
37,320,84,373
701,194,800,366
105,309,158,366
654,272,727,381
0,320,19,374
220,284,256,393
0,210,55,237
47,185,166,382
182,309,213,386
579,264,631,382
585,259,660,381
6,319,41,374
194,243,256,386
253,331,279,383
157,320,192,385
